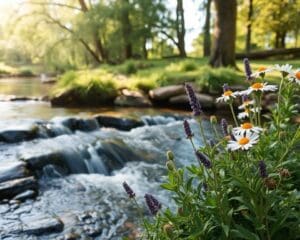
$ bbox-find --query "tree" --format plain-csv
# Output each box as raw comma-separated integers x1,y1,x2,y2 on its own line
209,0,237,67
245,0,253,53
203,0,212,57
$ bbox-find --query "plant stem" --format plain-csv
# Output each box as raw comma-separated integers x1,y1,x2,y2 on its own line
229,103,239,127
197,117,208,146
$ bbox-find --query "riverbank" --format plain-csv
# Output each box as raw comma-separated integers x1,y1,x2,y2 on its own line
50,58,300,108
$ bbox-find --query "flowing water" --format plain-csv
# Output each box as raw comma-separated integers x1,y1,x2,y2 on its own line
0,78,213,239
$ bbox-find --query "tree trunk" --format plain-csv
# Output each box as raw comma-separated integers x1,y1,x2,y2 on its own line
280,31,286,48
275,32,280,48
176,0,186,57
209,0,237,67
203,0,212,57
121,0,133,59
245,0,253,53
142,37,148,59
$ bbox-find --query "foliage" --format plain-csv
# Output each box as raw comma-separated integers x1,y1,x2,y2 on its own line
123,62,300,239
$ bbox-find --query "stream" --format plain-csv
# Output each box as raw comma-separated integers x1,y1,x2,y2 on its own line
0,78,212,239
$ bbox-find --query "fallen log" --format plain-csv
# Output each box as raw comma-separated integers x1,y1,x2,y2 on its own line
236,48,300,59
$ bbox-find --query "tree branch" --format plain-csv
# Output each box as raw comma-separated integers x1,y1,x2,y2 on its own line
25,1,81,11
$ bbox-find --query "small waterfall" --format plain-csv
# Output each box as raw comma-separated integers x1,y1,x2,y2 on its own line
84,144,108,175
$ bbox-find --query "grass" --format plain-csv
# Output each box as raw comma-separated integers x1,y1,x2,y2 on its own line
52,57,300,99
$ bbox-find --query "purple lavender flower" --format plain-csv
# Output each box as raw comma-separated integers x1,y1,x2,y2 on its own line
242,95,249,103
243,58,252,81
221,118,228,136
195,151,212,169
223,83,230,92
144,194,161,215
185,83,202,116
122,181,135,198
183,119,194,138
258,161,268,178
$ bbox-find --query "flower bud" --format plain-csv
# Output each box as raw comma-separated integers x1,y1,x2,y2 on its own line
258,160,268,178
166,151,174,161
177,207,184,216
185,83,202,116
166,160,176,171
227,125,233,134
163,223,174,237
243,58,253,81
210,115,217,125
263,177,277,190
279,168,291,178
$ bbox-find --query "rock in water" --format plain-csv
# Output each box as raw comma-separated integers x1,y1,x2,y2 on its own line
21,215,64,235
94,115,144,131
0,176,37,200
0,161,30,183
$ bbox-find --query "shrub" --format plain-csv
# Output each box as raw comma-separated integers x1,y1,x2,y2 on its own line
124,61,137,75
123,62,300,240
19,68,34,77
180,60,198,72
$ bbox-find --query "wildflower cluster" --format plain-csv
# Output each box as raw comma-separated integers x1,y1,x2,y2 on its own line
124,60,300,240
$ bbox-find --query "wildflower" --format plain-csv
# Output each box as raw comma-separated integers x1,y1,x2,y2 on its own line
185,83,202,116
251,66,273,78
195,150,212,168
183,119,194,139
216,84,238,103
226,132,259,151
144,194,161,215
240,82,277,95
279,168,291,178
233,122,263,135
238,95,254,110
122,181,135,198
288,70,300,85
238,107,261,120
274,64,293,77
263,178,277,190
258,160,268,178
221,118,229,136
243,58,253,81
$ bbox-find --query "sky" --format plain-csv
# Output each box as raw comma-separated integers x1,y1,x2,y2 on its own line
0,0,203,51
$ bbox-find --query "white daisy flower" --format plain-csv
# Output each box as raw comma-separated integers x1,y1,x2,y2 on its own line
274,64,293,76
226,132,259,151
232,122,263,135
238,110,250,120
246,82,277,95
238,100,255,109
251,66,273,78
288,70,300,85
216,90,239,103
237,108,260,119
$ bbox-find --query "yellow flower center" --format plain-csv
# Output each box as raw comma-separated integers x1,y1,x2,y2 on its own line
251,82,263,90
223,90,233,96
241,123,253,129
238,137,250,145
258,66,267,72
295,71,300,80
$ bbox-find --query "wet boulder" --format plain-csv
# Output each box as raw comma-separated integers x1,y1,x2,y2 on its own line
0,161,30,183
21,215,64,235
0,123,39,143
94,115,144,131
0,176,37,200
52,117,99,132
